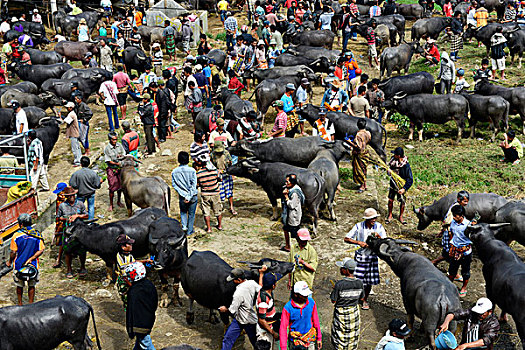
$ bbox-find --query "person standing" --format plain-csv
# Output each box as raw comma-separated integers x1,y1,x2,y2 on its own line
209,118,235,149
211,141,237,216
181,18,193,56
113,65,132,119
499,129,523,164
128,26,142,48
219,268,262,350
386,147,413,225
27,130,49,192
99,79,120,131
12,100,27,134
347,119,371,192
195,160,223,233
344,208,387,310
350,86,371,118
313,108,335,141
369,0,381,17
63,101,81,167
69,156,101,221
52,183,68,269
289,228,318,291
280,281,322,350
282,174,305,252
331,258,363,350
438,52,456,94
322,80,348,112
449,11,464,60
281,84,299,138
138,93,156,155
270,100,287,138
124,262,158,350
366,20,380,69
99,39,113,72
151,43,163,77
224,12,238,50
7,214,44,305
296,78,310,136
256,272,280,349
365,79,384,123
474,3,489,29
77,18,90,42
171,152,198,236
74,95,93,156
490,26,507,80
375,319,411,350
121,120,140,157
104,132,125,211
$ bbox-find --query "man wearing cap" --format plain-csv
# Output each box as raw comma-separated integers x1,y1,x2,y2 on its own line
74,94,93,156
423,39,440,66
256,272,281,349
104,132,126,211
12,100,27,134
138,93,156,155
344,207,387,310
224,12,238,50
63,101,82,167
280,281,322,350
52,182,68,268
69,156,101,221
270,100,287,138
289,228,318,291
152,42,163,76
331,258,363,350
27,130,49,192
57,186,88,279
438,298,500,350
386,147,413,225
313,107,335,141
375,319,411,350
268,39,280,68
219,267,263,349
209,117,235,149
322,79,348,112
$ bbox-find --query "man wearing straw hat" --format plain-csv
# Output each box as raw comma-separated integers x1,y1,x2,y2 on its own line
386,147,413,225
344,208,387,310
321,79,348,112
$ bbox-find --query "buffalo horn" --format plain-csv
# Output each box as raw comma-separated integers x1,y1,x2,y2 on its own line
393,92,407,100
393,239,418,245
38,116,52,126
309,58,321,66
488,223,511,229
379,243,393,257
412,205,419,214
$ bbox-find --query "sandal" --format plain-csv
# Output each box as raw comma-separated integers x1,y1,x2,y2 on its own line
454,276,464,282
361,301,370,310
385,219,391,224
280,245,290,252
66,272,75,279
230,209,238,216
52,262,62,269
78,269,88,277
459,290,467,297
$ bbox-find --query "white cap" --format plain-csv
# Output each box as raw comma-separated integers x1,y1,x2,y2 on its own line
65,101,75,108
471,297,493,314
293,281,312,296
363,207,380,220
152,42,161,48
11,17,18,22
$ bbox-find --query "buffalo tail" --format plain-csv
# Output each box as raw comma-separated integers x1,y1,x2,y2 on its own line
88,303,102,350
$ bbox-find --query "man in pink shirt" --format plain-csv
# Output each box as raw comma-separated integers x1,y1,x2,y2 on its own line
113,65,133,119
269,100,287,138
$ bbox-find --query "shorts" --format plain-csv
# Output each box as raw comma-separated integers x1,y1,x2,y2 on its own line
388,187,404,202
492,57,505,71
283,224,300,239
13,273,38,288
201,194,223,217
368,44,377,58
117,93,127,106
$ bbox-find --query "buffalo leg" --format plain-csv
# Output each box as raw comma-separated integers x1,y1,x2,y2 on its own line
268,195,279,221
408,123,415,141
186,298,195,324
519,55,523,69
418,128,424,142
456,119,464,141
159,279,172,308
209,309,220,324
102,265,113,287
470,120,477,139
173,270,182,306
124,194,133,217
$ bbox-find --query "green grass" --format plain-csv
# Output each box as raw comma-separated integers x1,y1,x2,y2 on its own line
215,31,227,41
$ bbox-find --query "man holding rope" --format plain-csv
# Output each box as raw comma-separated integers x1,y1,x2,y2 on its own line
385,147,413,225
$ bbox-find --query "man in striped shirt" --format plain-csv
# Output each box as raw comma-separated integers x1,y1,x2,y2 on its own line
196,161,223,233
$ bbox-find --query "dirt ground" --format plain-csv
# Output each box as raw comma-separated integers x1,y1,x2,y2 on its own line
0,11,523,350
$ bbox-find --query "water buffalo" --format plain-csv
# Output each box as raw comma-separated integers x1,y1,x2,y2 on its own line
42,76,107,102
464,22,520,55
10,21,49,47
217,87,256,121
356,23,393,47
228,159,325,232
459,92,509,141
181,250,294,324
137,25,166,49
379,72,435,99
54,41,99,62
0,81,38,98
290,29,336,49
26,48,63,65
122,46,153,75
383,93,469,141
244,64,316,83
505,29,525,68
0,106,50,134
286,45,341,63
8,62,72,85
411,17,452,41
494,201,525,246
297,104,387,160
0,295,101,350
397,3,425,19
65,207,168,283
62,67,113,81
0,90,62,110
413,192,508,231
373,14,406,42
380,42,424,79
149,217,188,308
274,54,332,73
367,237,460,348
206,49,227,70
54,10,102,39
466,223,525,347
474,79,525,134
120,156,171,217
308,141,351,220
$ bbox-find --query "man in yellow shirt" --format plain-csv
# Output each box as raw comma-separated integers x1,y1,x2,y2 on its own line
218,0,229,22
499,130,523,165
288,228,318,290
474,4,488,28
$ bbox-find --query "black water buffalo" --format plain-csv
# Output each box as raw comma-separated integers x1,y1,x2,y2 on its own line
367,237,460,348
62,67,113,81
245,65,315,83
274,54,331,73
217,87,255,121
290,29,336,49
0,90,62,110
413,192,508,230
0,295,101,350
464,23,520,55
466,223,525,347
379,72,435,99
286,45,341,62
8,62,72,85
54,41,99,62
494,201,525,246
411,17,452,41
308,141,351,220
248,75,310,120
206,49,227,70
383,93,468,141
380,42,423,78
505,29,525,69
137,25,166,49
26,48,63,65
0,81,38,98
10,21,49,47
65,208,168,283
397,3,425,18
0,106,49,133
228,159,325,232
0,108,14,134
122,46,153,75
194,109,259,139
42,73,110,102
373,14,406,42
474,79,525,134
297,104,387,160
459,92,510,141
149,217,188,308
181,250,293,324
356,23,394,47
54,10,102,39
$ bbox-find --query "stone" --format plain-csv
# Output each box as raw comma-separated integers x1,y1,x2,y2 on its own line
96,289,112,298
161,149,173,156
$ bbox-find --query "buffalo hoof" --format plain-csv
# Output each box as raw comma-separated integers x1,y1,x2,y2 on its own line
159,293,171,308
209,313,220,324
186,311,195,325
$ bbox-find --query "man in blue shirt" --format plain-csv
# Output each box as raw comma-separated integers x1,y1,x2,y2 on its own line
171,151,198,235
281,83,298,137
448,204,475,297
7,214,45,305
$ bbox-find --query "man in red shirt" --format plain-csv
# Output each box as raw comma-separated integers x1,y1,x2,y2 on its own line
227,69,244,96
270,100,287,138
113,65,133,119
424,39,440,66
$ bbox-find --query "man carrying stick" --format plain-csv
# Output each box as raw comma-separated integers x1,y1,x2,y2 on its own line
385,147,413,225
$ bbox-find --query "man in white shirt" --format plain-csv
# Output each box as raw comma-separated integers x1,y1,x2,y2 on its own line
0,19,10,35
11,101,28,134
98,80,120,132
31,9,42,23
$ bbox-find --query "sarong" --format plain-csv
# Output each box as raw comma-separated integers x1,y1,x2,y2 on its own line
165,34,176,55
220,173,234,200
450,33,463,52
107,167,121,192
352,152,369,186
354,253,380,285
331,305,360,350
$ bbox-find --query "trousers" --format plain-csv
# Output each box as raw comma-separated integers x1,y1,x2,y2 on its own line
179,195,198,235
105,105,119,131
144,124,156,154
77,193,95,220
221,319,257,350
30,164,49,191
70,137,82,166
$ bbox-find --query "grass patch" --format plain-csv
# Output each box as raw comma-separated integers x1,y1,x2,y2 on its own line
215,31,227,41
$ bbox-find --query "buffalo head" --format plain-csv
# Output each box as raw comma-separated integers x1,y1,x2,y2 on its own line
413,205,434,230
39,92,63,106
367,237,417,261
153,235,188,270
119,154,141,168
464,222,511,242
240,258,295,280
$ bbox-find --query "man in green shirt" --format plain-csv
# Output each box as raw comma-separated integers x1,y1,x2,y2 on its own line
499,129,523,165
289,228,318,290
